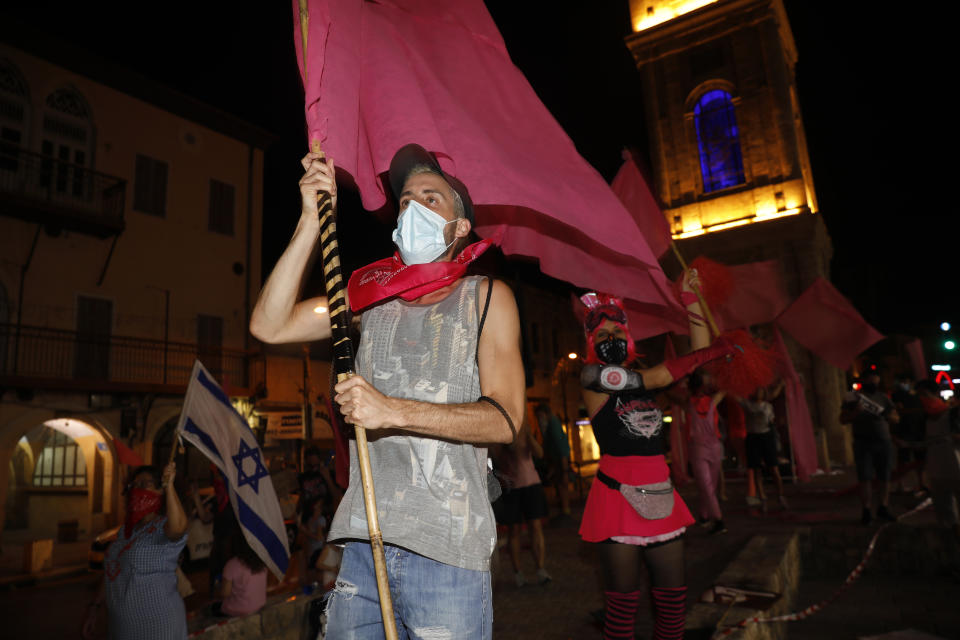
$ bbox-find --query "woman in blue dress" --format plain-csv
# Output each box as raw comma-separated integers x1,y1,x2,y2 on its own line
84,462,189,640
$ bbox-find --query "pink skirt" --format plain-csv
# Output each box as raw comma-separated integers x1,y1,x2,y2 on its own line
579,454,694,544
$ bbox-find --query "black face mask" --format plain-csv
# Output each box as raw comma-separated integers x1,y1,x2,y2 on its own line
862,383,878,394
595,337,629,365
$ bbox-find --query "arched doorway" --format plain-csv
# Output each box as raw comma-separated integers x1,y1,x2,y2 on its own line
4,439,32,530
2,418,113,541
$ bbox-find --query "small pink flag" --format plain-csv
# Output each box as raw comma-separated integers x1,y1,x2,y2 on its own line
113,437,144,468
610,150,672,259
772,328,818,481
775,278,884,370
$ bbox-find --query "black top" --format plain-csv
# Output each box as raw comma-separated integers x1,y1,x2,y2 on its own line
591,389,666,457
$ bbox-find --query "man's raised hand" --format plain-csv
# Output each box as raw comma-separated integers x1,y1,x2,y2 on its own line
299,152,337,218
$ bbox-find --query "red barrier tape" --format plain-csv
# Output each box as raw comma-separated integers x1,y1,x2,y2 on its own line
711,498,933,639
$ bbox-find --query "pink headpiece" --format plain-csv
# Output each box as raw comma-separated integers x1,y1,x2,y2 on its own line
579,292,637,364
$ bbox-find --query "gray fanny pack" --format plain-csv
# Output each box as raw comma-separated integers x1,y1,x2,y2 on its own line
597,470,674,520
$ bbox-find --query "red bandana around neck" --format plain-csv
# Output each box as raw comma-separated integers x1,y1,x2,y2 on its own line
125,488,162,537
347,230,501,312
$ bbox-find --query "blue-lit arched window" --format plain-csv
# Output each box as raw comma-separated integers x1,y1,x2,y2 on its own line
693,90,745,193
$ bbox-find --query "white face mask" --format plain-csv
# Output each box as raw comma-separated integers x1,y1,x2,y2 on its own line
392,199,459,265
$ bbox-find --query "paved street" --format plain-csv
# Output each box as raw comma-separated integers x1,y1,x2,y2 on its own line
2,468,957,639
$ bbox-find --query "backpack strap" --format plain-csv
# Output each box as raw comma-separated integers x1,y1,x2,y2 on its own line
476,276,494,362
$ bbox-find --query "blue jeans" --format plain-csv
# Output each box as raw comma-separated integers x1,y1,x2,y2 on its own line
324,542,492,639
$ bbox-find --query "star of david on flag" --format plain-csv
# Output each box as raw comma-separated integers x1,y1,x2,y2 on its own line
176,360,290,578
233,441,270,493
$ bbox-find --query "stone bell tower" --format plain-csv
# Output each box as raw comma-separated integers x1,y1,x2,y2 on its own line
624,0,848,465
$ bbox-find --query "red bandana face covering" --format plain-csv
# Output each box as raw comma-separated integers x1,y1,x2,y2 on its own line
125,488,162,537
347,231,500,312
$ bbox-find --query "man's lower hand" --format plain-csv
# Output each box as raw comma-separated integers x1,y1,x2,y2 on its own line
334,375,399,429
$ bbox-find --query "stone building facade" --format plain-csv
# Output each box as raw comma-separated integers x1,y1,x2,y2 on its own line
624,0,848,464
0,29,271,543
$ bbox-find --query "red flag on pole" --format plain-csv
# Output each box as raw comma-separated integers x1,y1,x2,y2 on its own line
775,278,884,370
771,328,818,481
715,260,792,331
292,0,681,315
610,150,672,259
113,437,144,467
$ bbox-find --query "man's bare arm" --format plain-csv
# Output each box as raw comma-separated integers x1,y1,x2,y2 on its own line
333,280,524,444
250,152,335,344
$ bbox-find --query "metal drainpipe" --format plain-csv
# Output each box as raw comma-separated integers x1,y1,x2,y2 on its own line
13,225,42,374
245,144,254,382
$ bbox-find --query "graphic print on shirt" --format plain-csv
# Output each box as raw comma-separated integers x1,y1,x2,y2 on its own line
615,396,663,439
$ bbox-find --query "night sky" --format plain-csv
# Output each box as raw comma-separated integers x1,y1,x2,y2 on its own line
2,2,951,338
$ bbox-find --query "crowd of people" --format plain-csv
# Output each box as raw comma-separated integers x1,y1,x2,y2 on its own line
83,141,958,639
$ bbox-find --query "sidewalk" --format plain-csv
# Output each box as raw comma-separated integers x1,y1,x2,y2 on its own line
0,536,90,588
491,468,956,639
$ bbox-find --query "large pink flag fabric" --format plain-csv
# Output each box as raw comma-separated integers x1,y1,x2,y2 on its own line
610,151,672,259
772,327,818,481
293,0,682,314
775,278,884,370
715,260,792,331
904,338,927,381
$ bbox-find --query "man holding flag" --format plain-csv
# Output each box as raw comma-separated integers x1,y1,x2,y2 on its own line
250,145,524,638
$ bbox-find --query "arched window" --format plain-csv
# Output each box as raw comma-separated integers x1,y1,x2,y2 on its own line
40,85,94,198
693,89,745,193
33,429,87,487
0,58,30,173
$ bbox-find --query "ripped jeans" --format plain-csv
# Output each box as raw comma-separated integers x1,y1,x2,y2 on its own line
324,542,492,640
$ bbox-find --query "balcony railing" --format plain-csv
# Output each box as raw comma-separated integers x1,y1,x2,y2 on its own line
0,323,262,394
0,144,125,237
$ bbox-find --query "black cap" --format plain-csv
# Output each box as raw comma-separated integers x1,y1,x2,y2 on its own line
388,144,474,223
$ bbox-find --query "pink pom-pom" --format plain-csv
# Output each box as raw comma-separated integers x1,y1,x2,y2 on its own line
705,330,780,398
673,256,734,310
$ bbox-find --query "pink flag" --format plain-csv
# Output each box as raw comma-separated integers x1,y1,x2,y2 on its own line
113,437,144,468
293,0,682,316
664,337,692,486
772,328,818,481
775,278,884,370
610,151,672,259
715,260,792,331
904,338,927,381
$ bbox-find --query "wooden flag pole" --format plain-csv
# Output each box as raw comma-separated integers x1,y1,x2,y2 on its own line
670,241,721,339
298,4,398,638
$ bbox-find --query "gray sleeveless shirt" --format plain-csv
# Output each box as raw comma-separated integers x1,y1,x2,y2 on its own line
327,276,495,571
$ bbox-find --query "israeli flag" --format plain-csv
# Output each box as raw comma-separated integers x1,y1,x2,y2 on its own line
176,360,290,578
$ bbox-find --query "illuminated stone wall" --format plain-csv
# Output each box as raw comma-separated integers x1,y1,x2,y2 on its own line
625,0,849,464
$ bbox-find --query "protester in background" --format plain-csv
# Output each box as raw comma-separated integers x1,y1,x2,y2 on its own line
537,402,572,521
298,447,342,520
841,370,900,525
892,375,927,495
213,531,268,617
493,414,552,586
302,497,329,582
740,381,787,512
687,372,728,535
83,462,189,640
577,273,736,640
315,538,344,592
209,466,237,594
722,397,749,493
916,380,960,537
